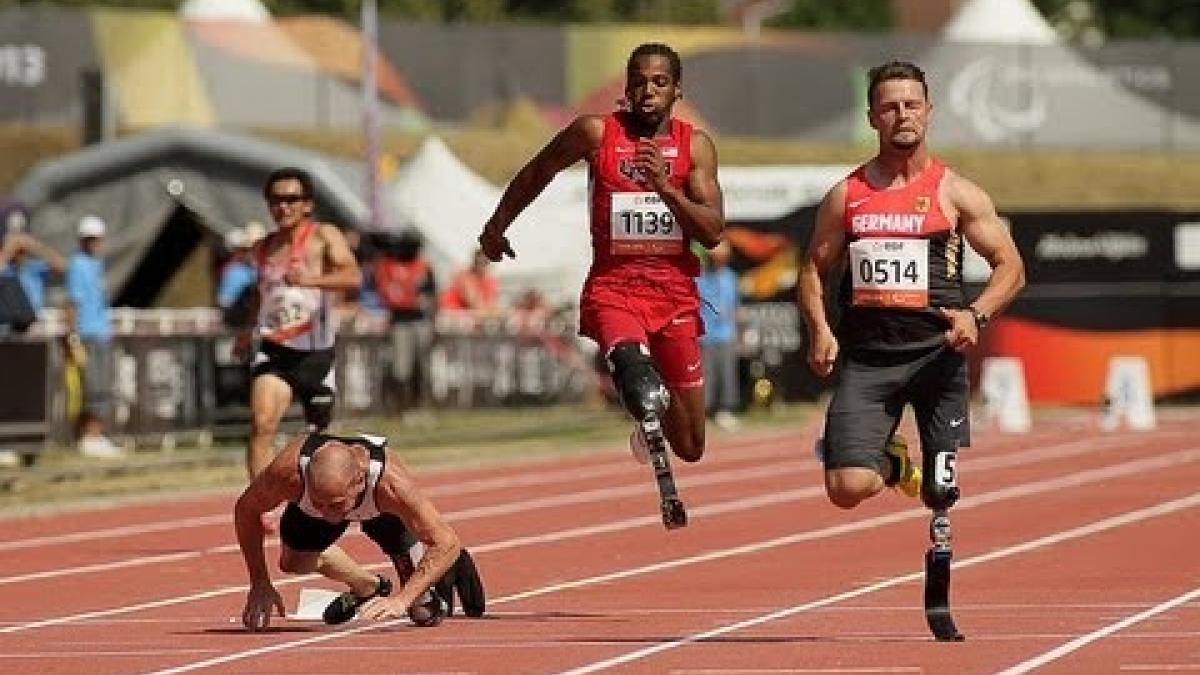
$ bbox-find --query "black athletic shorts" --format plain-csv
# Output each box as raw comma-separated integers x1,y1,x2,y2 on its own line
822,344,970,475
279,502,415,557
251,341,336,415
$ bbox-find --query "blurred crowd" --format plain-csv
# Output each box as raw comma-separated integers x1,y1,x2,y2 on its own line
1,204,750,460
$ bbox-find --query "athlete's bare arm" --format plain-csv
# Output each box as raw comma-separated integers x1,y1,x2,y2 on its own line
799,180,849,377
356,454,462,620
948,174,1025,319
479,116,604,261
653,128,724,248
234,439,303,629
283,223,361,291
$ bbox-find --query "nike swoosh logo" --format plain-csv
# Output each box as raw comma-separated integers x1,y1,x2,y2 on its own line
671,317,690,325
848,197,871,209
686,362,701,372
949,418,965,428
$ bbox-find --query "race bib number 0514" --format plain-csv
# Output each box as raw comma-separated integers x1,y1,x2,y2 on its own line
848,238,929,309
610,192,683,255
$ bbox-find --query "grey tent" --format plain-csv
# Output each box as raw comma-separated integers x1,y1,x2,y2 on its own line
13,126,370,306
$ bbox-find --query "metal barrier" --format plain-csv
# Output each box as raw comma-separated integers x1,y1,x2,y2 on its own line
0,308,595,452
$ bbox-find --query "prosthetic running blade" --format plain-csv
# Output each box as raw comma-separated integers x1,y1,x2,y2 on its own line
643,416,688,530
924,509,964,641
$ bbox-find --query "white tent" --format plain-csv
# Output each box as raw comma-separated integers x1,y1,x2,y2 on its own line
179,0,270,22
929,0,1200,147
384,137,591,307
807,0,1198,148
941,0,1057,44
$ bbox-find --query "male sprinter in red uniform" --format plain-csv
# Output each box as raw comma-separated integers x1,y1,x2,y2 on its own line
799,61,1024,639
478,42,725,529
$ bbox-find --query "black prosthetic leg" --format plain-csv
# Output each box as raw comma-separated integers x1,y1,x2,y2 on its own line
922,448,965,641
608,342,687,529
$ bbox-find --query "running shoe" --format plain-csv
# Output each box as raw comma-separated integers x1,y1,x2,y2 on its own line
323,575,393,625
885,434,922,499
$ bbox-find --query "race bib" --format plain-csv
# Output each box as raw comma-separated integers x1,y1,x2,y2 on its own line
848,238,929,309
610,192,682,255
263,285,319,333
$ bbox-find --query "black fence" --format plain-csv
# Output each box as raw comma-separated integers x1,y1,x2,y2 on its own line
0,310,594,453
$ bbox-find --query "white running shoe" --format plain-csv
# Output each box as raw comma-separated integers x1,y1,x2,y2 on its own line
79,435,125,459
628,426,650,465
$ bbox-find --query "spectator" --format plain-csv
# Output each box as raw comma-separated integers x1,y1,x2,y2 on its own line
346,228,384,314
697,240,741,431
374,230,436,409
217,225,260,329
65,215,122,459
440,248,499,317
511,288,550,334
0,204,65,320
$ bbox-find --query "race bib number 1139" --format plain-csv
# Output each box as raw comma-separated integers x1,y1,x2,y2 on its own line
610,192,683,255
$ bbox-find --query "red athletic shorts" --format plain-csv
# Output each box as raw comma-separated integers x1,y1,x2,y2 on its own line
578,275,705,389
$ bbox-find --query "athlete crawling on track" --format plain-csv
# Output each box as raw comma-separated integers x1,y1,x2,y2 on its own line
234,432,484,631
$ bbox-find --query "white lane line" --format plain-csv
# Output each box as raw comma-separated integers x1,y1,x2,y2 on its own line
0,433,798,552
0,428,1148,586
993,586,1200,675
0,515,229,553
137,451,1200,675
425,433,799,497
0,487,820,634
446,460,808,520
0,461,813,587
7,443,1199,634
0,545,240,586
0,649,223,658
552,491,1200,675
671,670,922,674
1,418,1101,552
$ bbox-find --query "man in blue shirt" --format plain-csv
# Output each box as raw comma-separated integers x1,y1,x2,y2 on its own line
697,240,742,431
217,225,259,328
1,205,64,318
65,215,121,458
1,229,64,316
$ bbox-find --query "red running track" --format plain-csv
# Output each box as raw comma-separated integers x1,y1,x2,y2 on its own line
0,411,1198,674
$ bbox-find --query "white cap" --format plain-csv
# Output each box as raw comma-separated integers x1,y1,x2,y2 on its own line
224,227,250,250
78,214,107,238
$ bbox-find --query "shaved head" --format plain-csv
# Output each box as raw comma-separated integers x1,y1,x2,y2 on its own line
306,441,367,518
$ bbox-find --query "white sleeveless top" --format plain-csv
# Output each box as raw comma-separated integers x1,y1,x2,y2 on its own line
256,221,335,351
296,433,387,522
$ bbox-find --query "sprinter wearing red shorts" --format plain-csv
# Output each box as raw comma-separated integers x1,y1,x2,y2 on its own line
478,43,725,527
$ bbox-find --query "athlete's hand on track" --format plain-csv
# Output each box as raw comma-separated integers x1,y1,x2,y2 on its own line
807,328,839,378
939,307,979,351
356,596,403,622
478,225,515,262
242,582,286,631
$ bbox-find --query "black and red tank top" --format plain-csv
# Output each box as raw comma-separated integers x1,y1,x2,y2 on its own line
837,159,966,351
586,112,700,285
